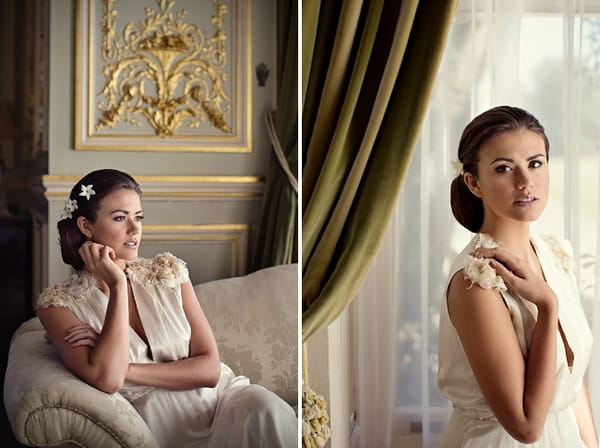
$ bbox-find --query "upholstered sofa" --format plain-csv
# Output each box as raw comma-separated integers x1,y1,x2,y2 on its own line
3,264,298,447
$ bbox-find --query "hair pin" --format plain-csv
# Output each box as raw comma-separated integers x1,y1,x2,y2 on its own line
79,184,96,200
451,159,464,177
60,199,78,220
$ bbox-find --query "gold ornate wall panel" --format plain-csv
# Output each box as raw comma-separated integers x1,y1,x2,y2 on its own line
74,0,251,151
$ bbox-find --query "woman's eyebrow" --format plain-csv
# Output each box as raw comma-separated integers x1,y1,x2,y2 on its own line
527,153,545,160
490,153,545,165
110,209,144,215
490,157,513,165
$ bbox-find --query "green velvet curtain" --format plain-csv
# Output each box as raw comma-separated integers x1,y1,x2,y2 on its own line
302,0,457,342
253,0,298,270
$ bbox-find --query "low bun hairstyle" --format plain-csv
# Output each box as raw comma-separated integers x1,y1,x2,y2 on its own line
58,169,142,271
450,106,550,233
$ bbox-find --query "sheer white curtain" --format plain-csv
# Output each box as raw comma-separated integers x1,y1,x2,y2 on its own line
350,0,600,446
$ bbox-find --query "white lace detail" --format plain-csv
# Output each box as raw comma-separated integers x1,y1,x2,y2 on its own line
462,233,507,291
539,234,574,273
125,252,190,287
37,272,96,308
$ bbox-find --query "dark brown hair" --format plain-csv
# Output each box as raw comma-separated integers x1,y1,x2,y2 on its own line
450,106,550,232
57,169,142,270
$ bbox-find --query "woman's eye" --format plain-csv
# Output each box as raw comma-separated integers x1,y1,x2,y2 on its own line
114,216,125,222
495,165,512,173
135,215,145,221
530,160,543,168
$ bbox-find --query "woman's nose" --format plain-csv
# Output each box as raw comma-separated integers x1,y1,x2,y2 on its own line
515,169,533,189
127,218,141,233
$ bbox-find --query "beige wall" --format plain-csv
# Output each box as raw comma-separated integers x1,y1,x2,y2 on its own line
45,0,277,286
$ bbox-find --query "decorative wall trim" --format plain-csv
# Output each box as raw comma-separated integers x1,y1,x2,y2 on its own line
43,174,264,198
142,223,248,277
74,0,252,152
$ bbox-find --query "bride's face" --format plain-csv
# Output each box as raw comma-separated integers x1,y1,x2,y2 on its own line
83,188,144,261
464,128,549,227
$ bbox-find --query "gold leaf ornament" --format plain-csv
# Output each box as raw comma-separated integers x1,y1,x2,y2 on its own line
96,0,232,137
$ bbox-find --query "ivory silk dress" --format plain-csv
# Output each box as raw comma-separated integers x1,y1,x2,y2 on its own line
437,233,594,447
37,253,297,448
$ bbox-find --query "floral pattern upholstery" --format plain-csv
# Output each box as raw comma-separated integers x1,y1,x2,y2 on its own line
194,264,298,406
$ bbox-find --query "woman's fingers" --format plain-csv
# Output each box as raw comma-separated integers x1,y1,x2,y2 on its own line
79,241,101,266
70,338,97,348
104,245,117,260
488,258,519,290
79,242,117,270
473,246,555,306
65,324,99,348
473,247,526,278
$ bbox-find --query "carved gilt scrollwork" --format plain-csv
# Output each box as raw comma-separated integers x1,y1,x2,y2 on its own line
96,0,231,137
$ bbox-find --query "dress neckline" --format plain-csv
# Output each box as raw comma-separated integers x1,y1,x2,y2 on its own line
529,234,576,375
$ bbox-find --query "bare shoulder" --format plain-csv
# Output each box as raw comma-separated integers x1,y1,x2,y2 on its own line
446,269,520,370
447,269,509,326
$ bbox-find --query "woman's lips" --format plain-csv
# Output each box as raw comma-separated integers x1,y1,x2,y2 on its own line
514,196,538,206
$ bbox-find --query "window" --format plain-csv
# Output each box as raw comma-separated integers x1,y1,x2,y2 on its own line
383,2,600,446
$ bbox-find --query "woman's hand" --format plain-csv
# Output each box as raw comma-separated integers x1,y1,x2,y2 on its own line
473,246,557,309
78,241,126,288
65,324,99,348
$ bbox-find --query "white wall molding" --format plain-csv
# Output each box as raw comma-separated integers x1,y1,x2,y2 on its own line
142,224,249,280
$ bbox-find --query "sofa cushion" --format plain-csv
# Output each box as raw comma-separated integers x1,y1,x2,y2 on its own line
194,264,298,406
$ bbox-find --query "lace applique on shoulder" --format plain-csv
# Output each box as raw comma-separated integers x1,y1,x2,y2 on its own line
538,233,574,273
462,233,507,292
125,252,190,287
37,272,95,309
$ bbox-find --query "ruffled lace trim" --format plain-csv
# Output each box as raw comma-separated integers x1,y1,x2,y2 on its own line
125,252,189,287
37,271,96,309
462,233,507,292
36,253,189,308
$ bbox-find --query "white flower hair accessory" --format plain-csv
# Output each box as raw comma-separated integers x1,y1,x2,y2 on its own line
451,159,464,177
463,233,507,291
79,184,96,200
60,199,78,220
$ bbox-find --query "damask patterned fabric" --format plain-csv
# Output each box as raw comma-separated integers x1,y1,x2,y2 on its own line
194,264,298,406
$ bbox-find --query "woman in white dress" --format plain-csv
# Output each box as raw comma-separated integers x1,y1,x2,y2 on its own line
36,169,297,447
437,106,598,447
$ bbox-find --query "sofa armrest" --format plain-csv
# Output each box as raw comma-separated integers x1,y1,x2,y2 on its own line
4,318,158,448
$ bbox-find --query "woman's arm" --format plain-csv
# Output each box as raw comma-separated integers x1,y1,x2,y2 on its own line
38,244,130,393
448,246,558,444
573,381,599,448
125,280,221,390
